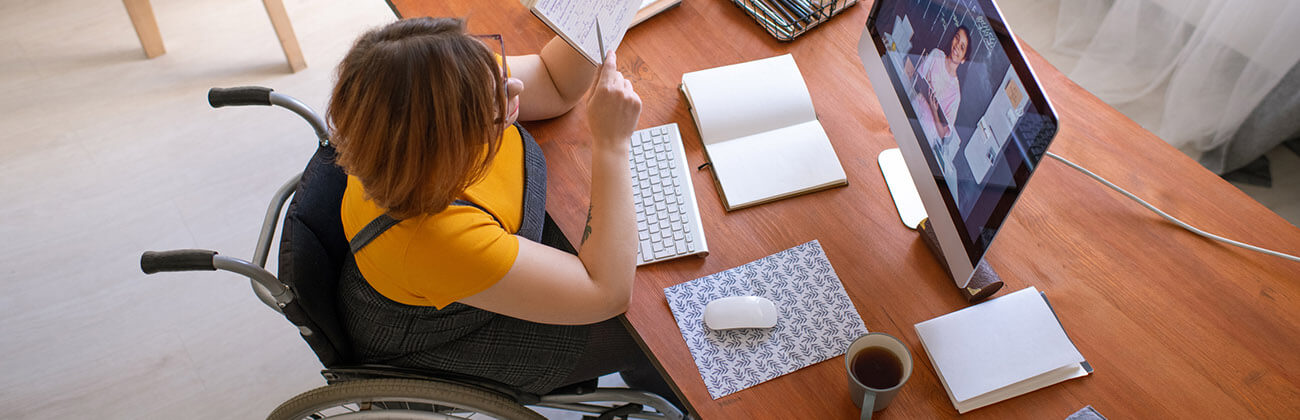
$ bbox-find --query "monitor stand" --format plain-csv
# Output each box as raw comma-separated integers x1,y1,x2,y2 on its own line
878,148,1004,302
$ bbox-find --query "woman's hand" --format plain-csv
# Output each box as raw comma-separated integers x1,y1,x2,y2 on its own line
586,51,641,148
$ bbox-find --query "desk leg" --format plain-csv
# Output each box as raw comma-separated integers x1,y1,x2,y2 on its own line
262,0,307,72
122,0,165,58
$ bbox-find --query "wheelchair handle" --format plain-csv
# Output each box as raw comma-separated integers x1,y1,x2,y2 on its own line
208,86,273,107
141,249,217,274
141,249,294,311
207,86,331,147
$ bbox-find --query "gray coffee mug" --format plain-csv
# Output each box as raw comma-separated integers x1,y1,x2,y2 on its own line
845,332,913,420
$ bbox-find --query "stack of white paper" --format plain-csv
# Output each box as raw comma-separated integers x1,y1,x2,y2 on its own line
914,287,1091,413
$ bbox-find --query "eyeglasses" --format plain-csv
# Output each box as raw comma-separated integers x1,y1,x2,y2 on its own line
473,34,510,126
472,34,508,80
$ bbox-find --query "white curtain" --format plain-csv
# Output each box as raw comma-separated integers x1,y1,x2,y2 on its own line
1048,0,1300,166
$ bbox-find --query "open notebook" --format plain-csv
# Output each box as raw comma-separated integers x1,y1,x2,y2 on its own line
681,54,848,211
914,287,1092,413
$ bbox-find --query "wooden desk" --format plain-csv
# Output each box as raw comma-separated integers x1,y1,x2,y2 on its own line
390,1,1300,418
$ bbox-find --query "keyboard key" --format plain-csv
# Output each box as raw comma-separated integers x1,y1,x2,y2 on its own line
640,241,653,261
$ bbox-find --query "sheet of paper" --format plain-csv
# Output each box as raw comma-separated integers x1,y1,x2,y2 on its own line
705,120,846,209
953,363,1090,413
681,54,817,144
914,287,1085,403
664,240,868,399
526,0,639,64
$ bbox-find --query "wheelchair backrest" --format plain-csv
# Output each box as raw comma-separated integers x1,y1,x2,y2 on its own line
278,145,354,367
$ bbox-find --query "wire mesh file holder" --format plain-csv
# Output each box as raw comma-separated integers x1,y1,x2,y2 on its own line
731,0,858,41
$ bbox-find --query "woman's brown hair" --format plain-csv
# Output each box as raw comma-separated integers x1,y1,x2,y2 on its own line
329,17,507,220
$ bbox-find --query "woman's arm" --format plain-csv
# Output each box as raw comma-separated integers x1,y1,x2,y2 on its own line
508,37,600,121
458,52,641,325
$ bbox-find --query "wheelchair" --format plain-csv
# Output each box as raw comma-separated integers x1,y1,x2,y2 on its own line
140,86,687,420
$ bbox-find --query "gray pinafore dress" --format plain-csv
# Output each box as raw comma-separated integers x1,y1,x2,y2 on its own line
337,125,588,394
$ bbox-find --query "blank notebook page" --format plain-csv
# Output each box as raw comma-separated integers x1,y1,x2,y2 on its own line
682,54,816,144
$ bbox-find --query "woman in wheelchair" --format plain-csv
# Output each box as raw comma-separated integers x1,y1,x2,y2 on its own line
327,17,677,407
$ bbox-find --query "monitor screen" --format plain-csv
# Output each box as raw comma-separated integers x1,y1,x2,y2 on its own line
865,0,1057,266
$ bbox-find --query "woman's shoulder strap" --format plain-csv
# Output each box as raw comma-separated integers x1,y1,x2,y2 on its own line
348,200,504,254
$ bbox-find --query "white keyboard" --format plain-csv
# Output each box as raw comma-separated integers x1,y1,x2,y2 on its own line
630,123,708,265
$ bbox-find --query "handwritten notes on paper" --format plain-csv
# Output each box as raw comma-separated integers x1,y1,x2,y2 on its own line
524,0,639,64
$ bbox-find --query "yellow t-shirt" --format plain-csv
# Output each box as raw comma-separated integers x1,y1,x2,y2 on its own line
341,126,525,309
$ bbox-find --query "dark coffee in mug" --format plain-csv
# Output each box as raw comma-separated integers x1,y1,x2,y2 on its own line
851,346,904,389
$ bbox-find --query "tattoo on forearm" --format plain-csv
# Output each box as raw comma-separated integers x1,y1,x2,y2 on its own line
582,204,594,245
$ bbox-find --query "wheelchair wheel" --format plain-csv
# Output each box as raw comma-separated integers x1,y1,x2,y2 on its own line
268,378,545,420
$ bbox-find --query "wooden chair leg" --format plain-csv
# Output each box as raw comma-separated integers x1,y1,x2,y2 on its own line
122,0,166,58
262,0,307,72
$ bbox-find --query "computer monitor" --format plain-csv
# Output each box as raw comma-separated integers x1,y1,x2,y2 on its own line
857,0,1058,288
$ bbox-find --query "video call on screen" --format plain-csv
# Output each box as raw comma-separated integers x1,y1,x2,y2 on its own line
873,0,1054,258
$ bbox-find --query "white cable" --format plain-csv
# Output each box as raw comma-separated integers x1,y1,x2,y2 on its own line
1045,151,1300,263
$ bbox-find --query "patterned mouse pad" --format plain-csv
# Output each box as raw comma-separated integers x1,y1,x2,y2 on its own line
664,240,868,399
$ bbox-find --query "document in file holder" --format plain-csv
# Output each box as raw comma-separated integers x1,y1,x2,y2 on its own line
914,287,1092,413
664,240,868,399
681,54,848,211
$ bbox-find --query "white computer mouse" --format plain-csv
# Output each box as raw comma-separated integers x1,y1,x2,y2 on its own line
703,296,779,330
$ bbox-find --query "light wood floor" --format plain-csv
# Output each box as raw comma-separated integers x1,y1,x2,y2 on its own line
1,0,396,418
1,0,1295,419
